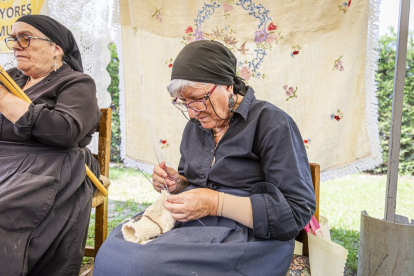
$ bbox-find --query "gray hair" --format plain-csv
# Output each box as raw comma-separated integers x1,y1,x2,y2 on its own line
167,79,214,98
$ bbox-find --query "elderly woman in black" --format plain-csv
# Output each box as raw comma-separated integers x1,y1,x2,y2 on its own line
94,40,315,276
0,15,101,275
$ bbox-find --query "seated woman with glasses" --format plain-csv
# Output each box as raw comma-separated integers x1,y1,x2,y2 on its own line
94,40,316,276
0,15,101,275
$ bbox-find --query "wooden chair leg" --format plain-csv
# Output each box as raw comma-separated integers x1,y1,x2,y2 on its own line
94,196,108,257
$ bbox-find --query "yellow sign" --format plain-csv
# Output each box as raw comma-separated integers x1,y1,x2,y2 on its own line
0,0,47,53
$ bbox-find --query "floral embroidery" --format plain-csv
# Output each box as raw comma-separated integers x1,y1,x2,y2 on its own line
182,1,283,80
291,44,302,57
159,139,170,149
338,1,351,13
333,55,344,71
287,254,311,275
303,139,311,150
331,109,343,121
283,85,298,101
165,58,173,68
256,22,284,51
152,7,162,22
222,1,234,18
240,66,252,81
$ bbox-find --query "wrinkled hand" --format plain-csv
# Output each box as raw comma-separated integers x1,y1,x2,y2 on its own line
152,162,188,194
163,188,218,222
0,85,9,102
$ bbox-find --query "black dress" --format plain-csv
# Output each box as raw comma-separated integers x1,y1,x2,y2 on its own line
0,65,101,276
94,88,316,276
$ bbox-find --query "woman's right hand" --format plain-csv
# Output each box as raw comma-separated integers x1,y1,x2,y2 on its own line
153,162,188,194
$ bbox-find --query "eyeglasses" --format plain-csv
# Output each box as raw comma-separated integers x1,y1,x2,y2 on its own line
172,84,218,112
4,35,53,50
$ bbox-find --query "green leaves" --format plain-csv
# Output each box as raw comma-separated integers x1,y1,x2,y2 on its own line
374,28,414,175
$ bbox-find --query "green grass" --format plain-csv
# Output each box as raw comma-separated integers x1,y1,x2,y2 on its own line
84,167,414,275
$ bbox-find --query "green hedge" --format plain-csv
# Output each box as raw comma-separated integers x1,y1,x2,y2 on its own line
106,43,122,162
374,28,414,175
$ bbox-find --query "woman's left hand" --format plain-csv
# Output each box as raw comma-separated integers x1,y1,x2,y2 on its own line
163,188,218,222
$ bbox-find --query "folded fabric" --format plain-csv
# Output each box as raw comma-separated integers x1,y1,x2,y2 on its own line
122,191,176,244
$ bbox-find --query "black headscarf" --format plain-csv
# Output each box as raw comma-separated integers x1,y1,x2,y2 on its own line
16,15,83,72
171,40,247,95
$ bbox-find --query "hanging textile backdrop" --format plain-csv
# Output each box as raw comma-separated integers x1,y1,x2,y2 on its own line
0,0,114,152
118,0,382,180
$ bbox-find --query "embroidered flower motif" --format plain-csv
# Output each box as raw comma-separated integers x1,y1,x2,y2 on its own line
159,139,170,149
183,2,282,81
165,58,173,68
185,26,193,33
333,56,344,71
254,28,269,43
291,44,302,57
222,1,234,13
268,22,277,31
283,85,298,101
338,1,350,13
303,139,311,149
240,66,251,81
194,29,204,41
331,109,344,121
152,8,162,22
265,33,277,44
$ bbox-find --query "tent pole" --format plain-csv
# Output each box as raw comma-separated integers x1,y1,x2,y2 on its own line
384,0,410,222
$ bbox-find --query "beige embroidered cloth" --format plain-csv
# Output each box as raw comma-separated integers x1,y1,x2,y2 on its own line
117,0,381,180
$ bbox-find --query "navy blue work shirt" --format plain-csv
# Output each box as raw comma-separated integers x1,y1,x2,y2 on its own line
178,87,316,241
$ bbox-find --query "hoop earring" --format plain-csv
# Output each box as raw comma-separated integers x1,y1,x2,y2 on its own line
52,56,58,71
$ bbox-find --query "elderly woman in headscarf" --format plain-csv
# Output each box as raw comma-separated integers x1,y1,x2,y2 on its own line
94,40,316,276
0,15,101,275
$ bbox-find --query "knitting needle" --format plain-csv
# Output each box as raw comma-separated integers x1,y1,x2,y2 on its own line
136,166,206,227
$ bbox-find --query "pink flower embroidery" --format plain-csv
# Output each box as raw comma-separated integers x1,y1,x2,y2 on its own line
222,1,233,13
283,85,298,101
265,33,277,44
268,23,277,31
185,26,193,33
186,36,195,43
333,56,344,71
240,66,251,81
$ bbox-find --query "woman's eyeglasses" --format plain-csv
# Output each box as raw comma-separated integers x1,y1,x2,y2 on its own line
172,84,218,112
4,35,53,50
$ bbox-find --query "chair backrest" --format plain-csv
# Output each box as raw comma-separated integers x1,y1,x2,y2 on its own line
95,108,112,177
297,163,320,257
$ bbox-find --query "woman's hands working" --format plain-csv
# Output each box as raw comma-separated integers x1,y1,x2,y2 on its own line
152,162,219,222
153,162,189,194
164,188,218,222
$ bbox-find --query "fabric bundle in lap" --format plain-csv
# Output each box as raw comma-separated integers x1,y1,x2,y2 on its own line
122,191,176,244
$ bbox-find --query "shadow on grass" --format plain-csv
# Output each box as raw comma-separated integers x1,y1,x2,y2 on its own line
331,228,359,276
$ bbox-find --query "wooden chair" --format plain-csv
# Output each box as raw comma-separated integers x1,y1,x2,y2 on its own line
287,163,320,275
299,163,320,257
84,108,112,258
